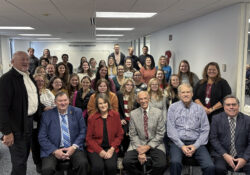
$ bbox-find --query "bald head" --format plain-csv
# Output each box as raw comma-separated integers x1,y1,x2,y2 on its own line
11,51,29,72
137,91,149,109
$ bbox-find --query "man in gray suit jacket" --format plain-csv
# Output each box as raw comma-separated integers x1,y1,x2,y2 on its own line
123,91,166,175
210,95,250,174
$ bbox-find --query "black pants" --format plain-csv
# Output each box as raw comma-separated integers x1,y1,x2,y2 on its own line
8,117,33,175
88,151,117,175
123,148,167,175
31,128,41,165
41,150,88,175
214,157,250,175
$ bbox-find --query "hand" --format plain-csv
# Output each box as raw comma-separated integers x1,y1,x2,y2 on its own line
2,133,14,147
181,145,192,157
136,145,150,155
208,108,213,114
234,158,247,171
61,146,76,159
121,119,127,125
137,61,142,68
138,153,147,165
204,107,210,114
53,149,68,160
223,153,236,169
104,147,114,159
186,145,196,156
99,150,107,158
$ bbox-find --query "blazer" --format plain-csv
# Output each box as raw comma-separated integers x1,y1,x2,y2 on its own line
109,52,126,66
128,105,165,153
38,105,86,158
0,68,40,135
86,110,124,154
210,112,250,161
87,92,118,117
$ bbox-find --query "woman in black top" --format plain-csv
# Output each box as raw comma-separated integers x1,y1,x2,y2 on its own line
193,62,231,122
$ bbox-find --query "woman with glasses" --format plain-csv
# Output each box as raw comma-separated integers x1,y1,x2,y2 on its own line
193,62,231,122
48,76,68,96
133,71,147,94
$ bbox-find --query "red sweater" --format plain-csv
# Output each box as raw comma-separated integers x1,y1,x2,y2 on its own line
86,110,124,153
140,67,156,84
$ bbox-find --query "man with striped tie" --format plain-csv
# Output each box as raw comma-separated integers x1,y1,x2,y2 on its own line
38,91,88,175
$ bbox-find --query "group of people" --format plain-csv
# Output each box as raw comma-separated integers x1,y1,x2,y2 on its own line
0,44,249,175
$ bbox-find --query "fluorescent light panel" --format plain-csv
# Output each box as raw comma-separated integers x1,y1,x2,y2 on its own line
96,34,124,37
0,26,34,30
19,34,51,36
96,38,118,41
96,27,134,31
36,38,61,40
96,12,157,18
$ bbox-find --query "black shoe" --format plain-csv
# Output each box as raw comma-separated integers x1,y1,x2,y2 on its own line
36,163,42,174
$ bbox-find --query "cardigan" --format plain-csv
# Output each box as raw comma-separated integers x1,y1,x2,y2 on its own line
86,110,124,153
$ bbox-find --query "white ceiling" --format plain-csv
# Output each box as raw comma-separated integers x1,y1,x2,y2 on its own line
0,0,248,42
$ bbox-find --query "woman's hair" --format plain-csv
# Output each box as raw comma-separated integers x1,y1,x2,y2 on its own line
124,57,135,72
67,73,80,98
107,56,117,75
157,56,167,69
33,73,47,92
55,62,69,85
143,56,154,70
120,78,136,111
48,76,64,91
34,66,45,75
147,78,163,101
93,65,110,90
39,57,49,66
95,93,111,113
89,57,96,65
155,69,166,89
201,62,221,84
177,60,196,87
43,49,51,57
98,60,106,67
80,61,93,77
166,74,179,99
95,78,110,95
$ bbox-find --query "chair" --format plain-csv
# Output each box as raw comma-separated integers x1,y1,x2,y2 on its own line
182,156,199,175
56,160,73,175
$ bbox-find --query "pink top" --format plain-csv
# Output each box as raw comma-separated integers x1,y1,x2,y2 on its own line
140,67,156,84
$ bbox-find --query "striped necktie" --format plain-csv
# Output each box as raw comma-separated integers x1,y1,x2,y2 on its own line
61,114,71,148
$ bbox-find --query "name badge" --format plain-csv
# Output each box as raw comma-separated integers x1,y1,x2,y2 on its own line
205,97,210,104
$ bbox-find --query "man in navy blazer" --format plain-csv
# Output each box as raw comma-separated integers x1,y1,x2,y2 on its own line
210,95,250,174
38,91,88,175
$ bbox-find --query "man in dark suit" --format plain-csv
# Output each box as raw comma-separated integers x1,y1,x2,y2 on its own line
123,91,166,175
108,43,126,65
210,95,250,174
0,51,40,175
38,91,88,175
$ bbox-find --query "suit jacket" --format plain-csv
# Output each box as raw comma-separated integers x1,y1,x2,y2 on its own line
38,105,86,158
109,52,126,66
128,105,165,153
0,68,40,135
210,112,250,161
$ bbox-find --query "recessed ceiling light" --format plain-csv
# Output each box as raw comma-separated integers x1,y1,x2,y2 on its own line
96,12,157,18
0,26,34,30
96,38,118,40
96,34,124,37
96,27,134,31
36,38,61,40
19,34,51,36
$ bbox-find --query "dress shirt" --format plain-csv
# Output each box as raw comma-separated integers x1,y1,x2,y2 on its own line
167,101,210,149
14,68,38,115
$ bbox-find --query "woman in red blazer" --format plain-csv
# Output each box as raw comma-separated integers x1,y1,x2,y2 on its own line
86,93,123,175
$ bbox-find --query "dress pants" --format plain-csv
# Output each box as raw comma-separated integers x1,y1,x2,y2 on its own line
214,156,250,175
31,128,41,165
41,149,88,175
169,141,215,175
8,117,33,175
123,148,167,175
88,151,117,175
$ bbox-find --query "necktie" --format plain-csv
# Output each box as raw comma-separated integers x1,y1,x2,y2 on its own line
229,118,237,157
143,111,149,139
61,114,71,148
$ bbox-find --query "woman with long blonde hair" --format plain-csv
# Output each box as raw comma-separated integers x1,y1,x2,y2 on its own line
147,78,167,117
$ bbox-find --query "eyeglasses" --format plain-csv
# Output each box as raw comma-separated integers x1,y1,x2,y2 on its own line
53,81,62,84
224,103,238,107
